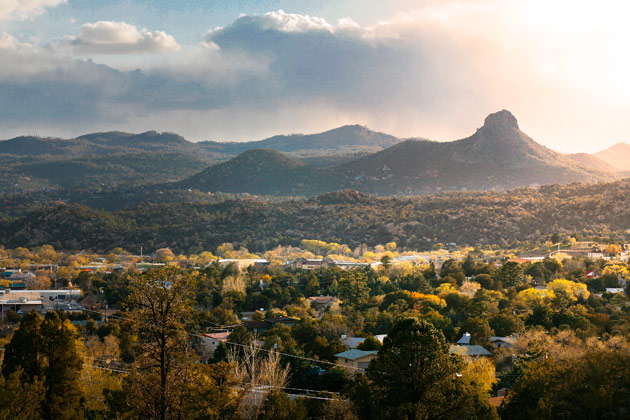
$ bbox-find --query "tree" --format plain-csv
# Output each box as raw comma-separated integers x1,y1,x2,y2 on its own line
0,369,45,420
257,391,307,420
2,311,44,381
338,272,370,308
2,311,84,420
125,267,194,420
499,261,524,288
357,335,382,351
40,311,84,420
230,345,291,419
181,362,242,420
380,255,392,269
154,248,175,263
460,317,493,347
363,317,496,420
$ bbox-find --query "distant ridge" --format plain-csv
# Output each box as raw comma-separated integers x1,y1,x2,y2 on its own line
0,112,622,194
198,124,404,155
337,110,617,194
594,142,630,171
177,149,341,195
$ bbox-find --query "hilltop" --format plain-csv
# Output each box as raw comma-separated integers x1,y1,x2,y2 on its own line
338,110,616,194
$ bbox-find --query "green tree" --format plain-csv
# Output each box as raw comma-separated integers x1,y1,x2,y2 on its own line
499,261,524,288
0,369,45,420
2,311,44,381
357,335,382,351
257,391,307,420
338,272,370,308
40,311,84,420
363,318,496,420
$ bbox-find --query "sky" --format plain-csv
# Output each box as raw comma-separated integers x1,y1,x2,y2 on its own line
0,0,629,152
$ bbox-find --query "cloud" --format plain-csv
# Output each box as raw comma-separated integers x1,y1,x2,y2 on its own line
0,0,65,21
0,3,629,152
62,21,181,54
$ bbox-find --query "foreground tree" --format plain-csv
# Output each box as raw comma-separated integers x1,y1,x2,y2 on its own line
2,311,83,420
40,311,84,420
501,348,630,420
125,268,195,420
361,317,497,420
2,311,44,380
0,369,45,420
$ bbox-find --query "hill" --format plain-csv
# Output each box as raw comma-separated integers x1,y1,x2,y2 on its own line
199,125,403,155
594,142,630,171
3,178,630,252
338,110,617,194
567,153,617,173
0,126,405,192
177,149,342,195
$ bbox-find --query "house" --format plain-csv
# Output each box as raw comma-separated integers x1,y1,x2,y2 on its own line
308,296,339,312
266,316,300,328
450,345,492,357
588,248,606,260
7,271,36,282
0,296,43,317
294,258,324,270
202,332,231,353
218,259,269,271
491,336,517,349
341,334,387,349
241,320,272,334
335,349,379,375
452,332,491,356
605,288,625,294
240,316,300,334
53,301,84,312
457,332,471,345
323,258,370,270
585,270,598,279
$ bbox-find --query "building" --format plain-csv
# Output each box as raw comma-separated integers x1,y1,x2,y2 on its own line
294,258,324,270
335,349,378,375
0,289,81,302
450,344,492,357
452,332,491,356
491,336,517,349
308,296,339,311
0,296,43,317
218,259,269,271
342,334,387,349
202,332,231,353
457,332,472,345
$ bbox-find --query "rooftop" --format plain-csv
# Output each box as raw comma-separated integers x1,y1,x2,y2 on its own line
335,349,378,360
450,344,491,357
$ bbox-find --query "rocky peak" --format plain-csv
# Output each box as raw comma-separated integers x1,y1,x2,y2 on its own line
482,110,519,131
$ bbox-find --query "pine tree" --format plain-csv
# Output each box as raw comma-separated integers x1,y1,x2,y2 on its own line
2,311,44,381
40,311,84,420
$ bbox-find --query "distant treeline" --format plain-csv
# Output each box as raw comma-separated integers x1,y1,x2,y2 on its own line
0,178,630,253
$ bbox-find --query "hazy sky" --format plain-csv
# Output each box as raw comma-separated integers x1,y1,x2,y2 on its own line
0,0,628,152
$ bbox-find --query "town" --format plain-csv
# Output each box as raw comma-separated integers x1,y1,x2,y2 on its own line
1,237,629,418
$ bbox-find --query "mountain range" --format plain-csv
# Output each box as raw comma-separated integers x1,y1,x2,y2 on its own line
174,110,622,195
0,110,628,195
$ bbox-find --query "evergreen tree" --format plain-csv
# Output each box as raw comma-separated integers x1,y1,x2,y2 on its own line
2,311,44,381
0,368,45,420
125,267,194,420
362,318,497,420
40,311,84,420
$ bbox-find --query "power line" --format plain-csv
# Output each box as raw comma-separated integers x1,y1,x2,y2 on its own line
81,308,364,371
83,364,348,401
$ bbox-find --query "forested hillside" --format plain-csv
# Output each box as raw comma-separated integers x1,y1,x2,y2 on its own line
1,179,630,253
